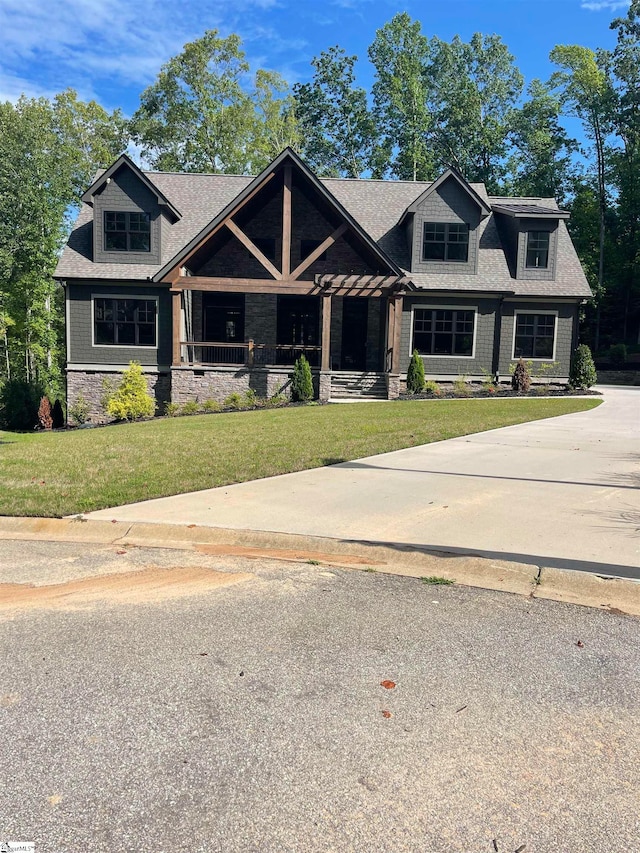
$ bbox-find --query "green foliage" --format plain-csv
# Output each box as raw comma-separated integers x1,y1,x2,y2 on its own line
52,399,65,429
165,402,180,417
265,393,287,408
609,342,627,366
511,358,532,393
104,363,156,421
180,401,200,416
406,349,426,394
293,47,375,177
569,344,598,389
244,388,258,408
223,392,245,410
453,375,472,397
291,355,314,402
69,394,90,426
424,380,442,397
202,398,222,413
0,380,45,430
130,30,299,174
38,396,53,430
421,576,455,585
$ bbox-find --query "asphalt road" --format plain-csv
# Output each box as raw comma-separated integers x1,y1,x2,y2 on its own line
1,539,639,853
88,386,640,578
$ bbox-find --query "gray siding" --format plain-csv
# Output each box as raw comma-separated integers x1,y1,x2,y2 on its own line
410,176,481,276
67,281,171,366
498,300,579,377
400,295,500,376
93,166,161,265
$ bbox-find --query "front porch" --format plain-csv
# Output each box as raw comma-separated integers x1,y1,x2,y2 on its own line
170,279,408,402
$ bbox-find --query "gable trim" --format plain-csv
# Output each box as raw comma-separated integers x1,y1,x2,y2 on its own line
82,153,181,220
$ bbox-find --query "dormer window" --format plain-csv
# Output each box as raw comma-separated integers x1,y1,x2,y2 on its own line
423,223,469,262
526,231,549,269
104,211,151,252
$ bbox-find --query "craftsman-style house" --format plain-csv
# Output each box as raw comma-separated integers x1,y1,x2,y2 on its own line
56,148,591,418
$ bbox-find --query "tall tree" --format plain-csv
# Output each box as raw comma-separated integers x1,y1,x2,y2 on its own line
506,79,578,204
426,33,524,191
130,31,251,174
0,93,125,388
550,45,614,350
293,47,375,177
249,70,301,169
609,0,640,341
368,13,435,180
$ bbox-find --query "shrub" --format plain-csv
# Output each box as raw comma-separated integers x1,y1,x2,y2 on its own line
38,396,53,430
569,344,597,390
244,388,258,408
224,392,244,410
202,398,221,413
104,362,156,421
0,380,45,431
511,358,531,393
165,402,180,417
265,393,287,408
424,380,441,397
453,375,471,397
291,354,314,402
406,350,425,394
608,343,627,367
181,401,200,416
69,394,91,426
52,399,65,429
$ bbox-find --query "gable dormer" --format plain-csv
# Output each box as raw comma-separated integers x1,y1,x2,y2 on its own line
400,168,491,276
492,203,569,281
82,153,180,266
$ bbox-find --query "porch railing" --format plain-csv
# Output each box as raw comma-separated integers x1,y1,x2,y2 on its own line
179,340,322,368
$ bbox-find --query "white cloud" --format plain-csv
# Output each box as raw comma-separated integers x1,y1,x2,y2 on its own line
0,0,302,109
580,0,630,10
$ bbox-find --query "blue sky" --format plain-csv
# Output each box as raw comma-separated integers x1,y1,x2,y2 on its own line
0,0,629,115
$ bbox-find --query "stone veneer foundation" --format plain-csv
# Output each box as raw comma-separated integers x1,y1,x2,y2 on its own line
67,369,171,423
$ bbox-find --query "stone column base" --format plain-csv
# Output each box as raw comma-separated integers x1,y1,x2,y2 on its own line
319,371,332,402
386,373,400,400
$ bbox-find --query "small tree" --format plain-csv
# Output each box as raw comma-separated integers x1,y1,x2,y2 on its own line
69,394,90,426
105,362,156,421
569,344,597,389
0,380,45,431
291,354,314,402
52,399,65,429
511,358,531,393
38,396,53,430
406,350,425,394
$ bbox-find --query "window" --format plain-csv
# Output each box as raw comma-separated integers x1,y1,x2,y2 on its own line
251,237,276,262
300,239,327,262
203,293,245,343
422,222,469,262
514,313,555,359
94,298,157,346
413,309,475,357
525,231,550,269
104,212,151,252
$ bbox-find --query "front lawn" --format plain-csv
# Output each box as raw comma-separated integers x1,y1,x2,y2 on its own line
0,397,600,518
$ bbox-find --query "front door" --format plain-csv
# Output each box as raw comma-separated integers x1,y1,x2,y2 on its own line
341,298,368,371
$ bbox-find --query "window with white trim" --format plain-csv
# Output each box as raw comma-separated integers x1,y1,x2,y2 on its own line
525,231,549,269
104,211,151,252
94,298,157,346
422,222,469,262
514,313,555,359
413,309,475,356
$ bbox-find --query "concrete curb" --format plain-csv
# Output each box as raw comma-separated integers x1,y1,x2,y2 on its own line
0,516,638,616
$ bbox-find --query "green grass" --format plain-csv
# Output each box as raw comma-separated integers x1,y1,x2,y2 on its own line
0,397,600,518
421,576,455,585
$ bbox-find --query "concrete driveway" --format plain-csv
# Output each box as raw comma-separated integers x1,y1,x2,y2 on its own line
89,387,640,578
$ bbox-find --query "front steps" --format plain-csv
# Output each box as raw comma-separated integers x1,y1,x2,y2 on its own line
329,371,388,400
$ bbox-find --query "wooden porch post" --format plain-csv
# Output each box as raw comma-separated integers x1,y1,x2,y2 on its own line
248,339,255,367
391,295,403,374
321,293,332,371
386,296,396,372
172,291,181,366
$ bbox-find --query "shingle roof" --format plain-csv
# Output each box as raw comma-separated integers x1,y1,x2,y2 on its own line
56,166,592,299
